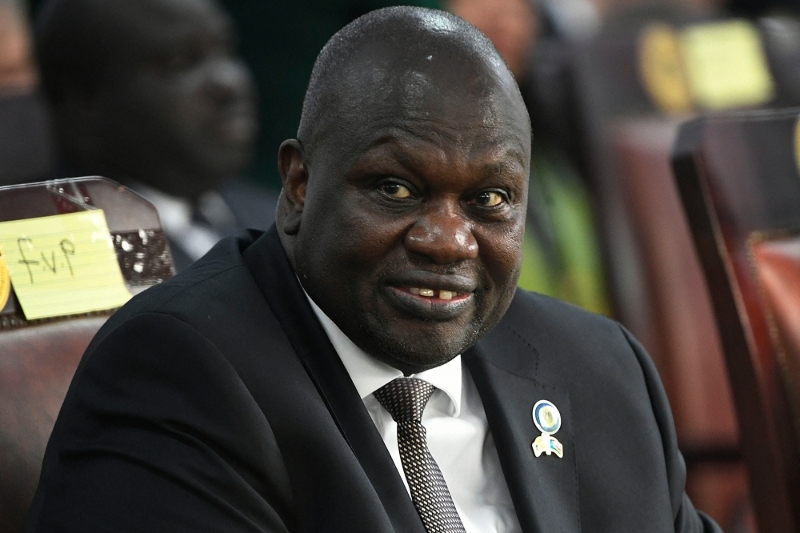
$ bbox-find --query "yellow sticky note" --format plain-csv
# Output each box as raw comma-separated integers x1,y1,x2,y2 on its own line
0,210,132,320
639,23,693,114
681,20,774,110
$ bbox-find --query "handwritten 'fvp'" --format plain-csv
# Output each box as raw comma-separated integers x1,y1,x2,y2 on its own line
17,237,76,283
0,210,131,320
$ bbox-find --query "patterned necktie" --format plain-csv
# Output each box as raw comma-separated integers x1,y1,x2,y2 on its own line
373,377,467,533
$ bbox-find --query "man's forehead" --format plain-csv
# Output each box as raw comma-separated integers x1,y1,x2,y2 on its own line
343,29,507,83
333,54,529,142
299,7,530,165
356,126,530,178
101,0,228,54
313,96,530,188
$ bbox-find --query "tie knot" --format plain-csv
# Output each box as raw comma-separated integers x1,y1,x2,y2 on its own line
373,377,435,423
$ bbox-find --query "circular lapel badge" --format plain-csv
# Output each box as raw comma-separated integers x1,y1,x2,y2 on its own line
0,245,10,310
533,399,561,435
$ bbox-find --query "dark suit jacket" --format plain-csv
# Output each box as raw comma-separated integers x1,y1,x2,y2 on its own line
26,227,720,533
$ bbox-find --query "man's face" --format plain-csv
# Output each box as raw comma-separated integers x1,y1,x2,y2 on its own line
97,0,257,197
290,62,529,373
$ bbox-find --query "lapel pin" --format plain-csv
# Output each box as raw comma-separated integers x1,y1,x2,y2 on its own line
532,399,564,458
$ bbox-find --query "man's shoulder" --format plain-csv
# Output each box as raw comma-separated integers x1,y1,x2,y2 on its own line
71,228,305,409
503,288,622,343
482,289,640,384
97,230,269,343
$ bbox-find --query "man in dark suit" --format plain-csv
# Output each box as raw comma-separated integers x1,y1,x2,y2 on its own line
26,7,720,533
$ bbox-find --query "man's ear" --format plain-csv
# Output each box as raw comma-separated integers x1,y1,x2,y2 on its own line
277,139,308,236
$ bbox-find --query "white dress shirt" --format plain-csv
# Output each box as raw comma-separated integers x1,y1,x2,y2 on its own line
306,296,522,533
132,184,230,261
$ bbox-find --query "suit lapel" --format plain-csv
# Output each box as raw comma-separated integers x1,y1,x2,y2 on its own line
243,227,425,533
465,318,581,533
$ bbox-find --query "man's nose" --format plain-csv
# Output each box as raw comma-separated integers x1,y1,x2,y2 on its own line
404,204,479,264
204,57,254,103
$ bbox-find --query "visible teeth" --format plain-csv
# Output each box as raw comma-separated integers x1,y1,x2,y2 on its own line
409,287,456,299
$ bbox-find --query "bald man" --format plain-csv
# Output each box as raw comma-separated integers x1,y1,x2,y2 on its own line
27,7,720,533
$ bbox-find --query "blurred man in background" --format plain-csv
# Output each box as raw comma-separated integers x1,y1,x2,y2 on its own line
0,0,36,93
0,0,53,186
34,0,276,270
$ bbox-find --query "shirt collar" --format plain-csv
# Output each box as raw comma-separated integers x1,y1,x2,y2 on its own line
129,182,193,233
304,291,463,416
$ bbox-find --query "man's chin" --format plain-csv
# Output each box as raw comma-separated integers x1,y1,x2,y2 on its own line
365,325,481,374
377,350,460,375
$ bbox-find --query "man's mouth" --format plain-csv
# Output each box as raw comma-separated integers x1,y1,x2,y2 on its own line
384,281,475,320
216,113,257,143
406,287,469,301
382,270,478,319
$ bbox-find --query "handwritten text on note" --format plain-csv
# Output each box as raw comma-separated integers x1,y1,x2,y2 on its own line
0,210,132,320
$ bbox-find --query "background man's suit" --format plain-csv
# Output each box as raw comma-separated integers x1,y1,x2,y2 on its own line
26,227,719,533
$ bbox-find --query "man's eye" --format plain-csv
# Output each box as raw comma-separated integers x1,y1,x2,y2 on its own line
379,182,412,199
162,47,204,73
474,191,505,207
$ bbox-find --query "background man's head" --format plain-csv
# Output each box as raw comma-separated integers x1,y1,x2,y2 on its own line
447,0,539,80
278,7,531,374
34,0,257,199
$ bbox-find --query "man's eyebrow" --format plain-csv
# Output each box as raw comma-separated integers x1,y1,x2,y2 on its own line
471,141,529,170
359,131,528,172
470,159,527,186
506,146,530,168
363,133,401,151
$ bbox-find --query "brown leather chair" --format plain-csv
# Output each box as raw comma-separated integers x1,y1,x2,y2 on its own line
0,177,173,533
672,108,800,533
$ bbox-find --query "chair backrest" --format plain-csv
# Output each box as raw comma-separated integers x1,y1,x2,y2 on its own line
569,7,788,332
0,177,174,533
672,108,800,533
561,8,793,526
